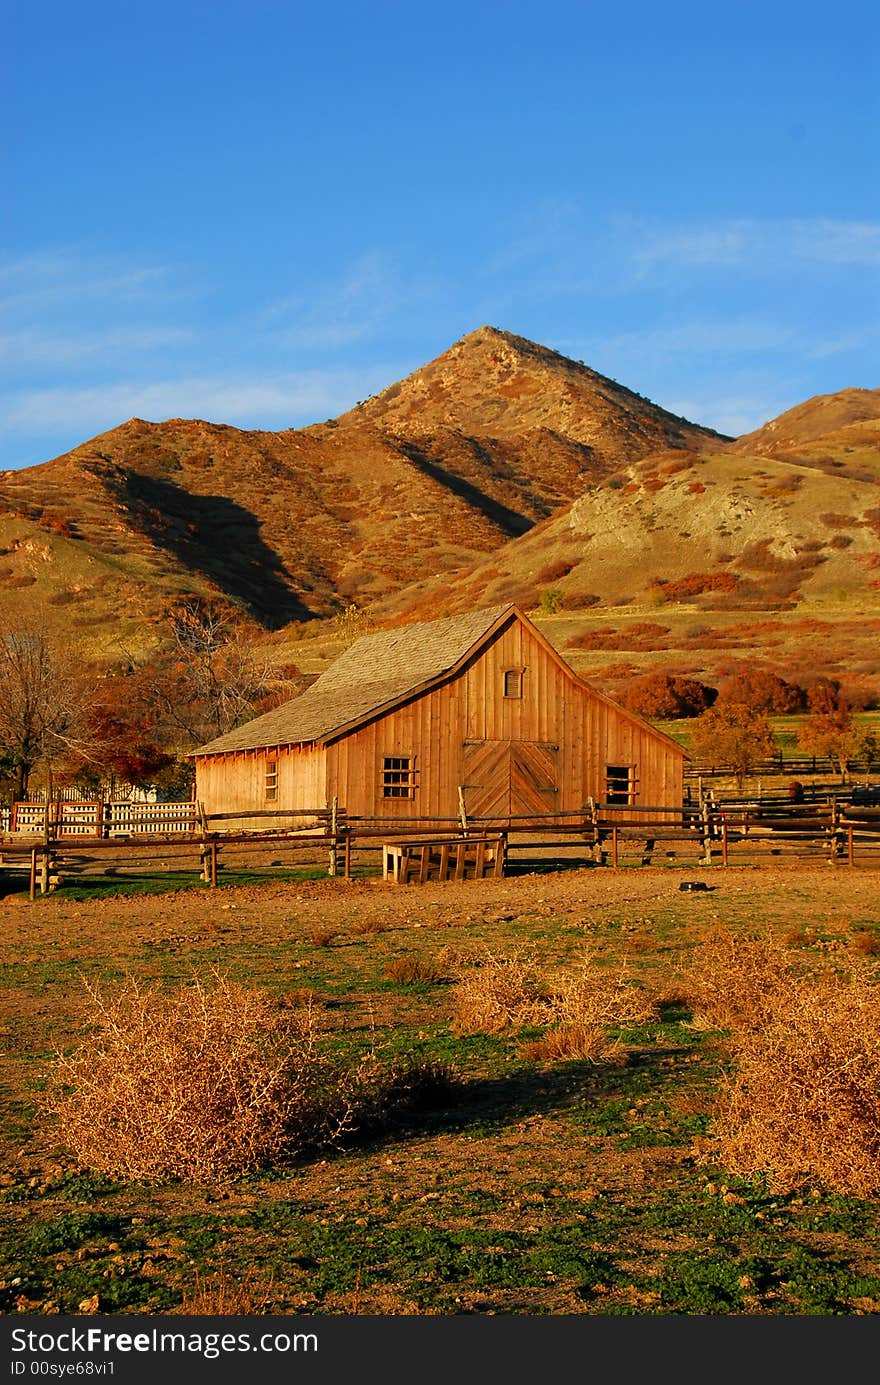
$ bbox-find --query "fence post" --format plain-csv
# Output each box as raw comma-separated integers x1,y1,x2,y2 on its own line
40,804,51,895
611,823,619,868
700,799,713,866
343,831,352,880
848,822,855,867
29,845,37,902
721,816,729,867
457,786,468,835
197,801,210,882
328,796,338,877
828,798,840,864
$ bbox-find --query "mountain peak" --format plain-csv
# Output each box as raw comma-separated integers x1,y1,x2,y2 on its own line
340,327,727,454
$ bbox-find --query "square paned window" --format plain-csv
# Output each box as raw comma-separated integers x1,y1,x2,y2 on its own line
382,755,417,799
605,764,636,805
265,759,278,802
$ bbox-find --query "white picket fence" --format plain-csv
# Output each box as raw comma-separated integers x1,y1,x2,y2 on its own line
3,799,197,838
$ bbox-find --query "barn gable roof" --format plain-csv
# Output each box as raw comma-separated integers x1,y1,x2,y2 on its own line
191,602,687,760
191,604,516,756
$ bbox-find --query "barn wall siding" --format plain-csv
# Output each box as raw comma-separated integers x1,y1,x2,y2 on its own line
323,618,682,821
196,614,684,826
194,745,327,829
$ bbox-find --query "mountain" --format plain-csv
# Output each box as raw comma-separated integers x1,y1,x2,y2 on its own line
378,387,880,700
0,327,724,654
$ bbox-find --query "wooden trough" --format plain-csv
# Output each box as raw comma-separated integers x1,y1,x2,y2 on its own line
382,834,507,884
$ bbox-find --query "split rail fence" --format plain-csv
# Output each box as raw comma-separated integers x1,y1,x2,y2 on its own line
2,793,880,898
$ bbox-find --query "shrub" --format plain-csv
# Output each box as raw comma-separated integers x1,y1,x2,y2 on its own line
681,932,803,1033
538,586,565,615
47,973,373,1182
716,670,805,714
701,973,880,1196
383,956,444,985
452,950,551,1033
453,949,656,1055
649,573,739,603
624,672,717,718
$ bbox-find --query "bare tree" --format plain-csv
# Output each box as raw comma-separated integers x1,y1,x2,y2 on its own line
0,610,91,800
139,601,300,748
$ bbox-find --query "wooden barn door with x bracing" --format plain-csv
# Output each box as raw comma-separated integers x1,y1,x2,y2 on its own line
461,740,559,821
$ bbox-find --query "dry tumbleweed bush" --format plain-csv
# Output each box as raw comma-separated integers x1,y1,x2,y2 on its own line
451,949,554,1034
680,930,806,1032
700,974,880,1197
453,948,657,1062
48,971,375,1183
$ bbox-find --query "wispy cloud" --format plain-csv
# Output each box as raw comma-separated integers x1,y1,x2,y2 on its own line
664,394,793,438
581,319,799,359
263,252,397,352
0,250,187,313
0,366,402,439
0,327,194,368
632,218,880,275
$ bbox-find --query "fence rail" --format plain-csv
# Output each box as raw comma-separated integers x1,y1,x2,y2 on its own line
685,755,876,778
3,792,880,899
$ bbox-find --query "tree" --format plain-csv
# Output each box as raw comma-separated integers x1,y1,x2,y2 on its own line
333,602,374,648
624,672,717,719
797,682,877,778
0,612,92,800
135,601,298,749
691,702,779,791
716,670,805,714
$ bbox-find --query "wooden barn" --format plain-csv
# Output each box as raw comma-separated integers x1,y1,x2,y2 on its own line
191,604,685,831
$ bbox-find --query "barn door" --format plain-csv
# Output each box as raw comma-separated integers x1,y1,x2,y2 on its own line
461,740,512,818
461,740,558,821
509,741,559,817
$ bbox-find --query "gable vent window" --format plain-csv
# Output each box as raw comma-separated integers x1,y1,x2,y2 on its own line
382,755,417,799
605,764,637,805
503,667,525,699
265,759,278,802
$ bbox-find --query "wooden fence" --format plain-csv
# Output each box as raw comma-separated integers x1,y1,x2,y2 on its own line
3,794,880,898
685,754,876,780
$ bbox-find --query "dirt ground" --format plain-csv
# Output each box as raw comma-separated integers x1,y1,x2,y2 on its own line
2,861,879,1316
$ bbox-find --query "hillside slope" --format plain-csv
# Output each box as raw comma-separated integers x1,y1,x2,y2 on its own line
0,327,724,653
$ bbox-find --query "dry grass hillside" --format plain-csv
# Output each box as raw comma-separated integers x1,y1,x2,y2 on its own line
0,328,724,656
1,330,876,701
360,390,880,701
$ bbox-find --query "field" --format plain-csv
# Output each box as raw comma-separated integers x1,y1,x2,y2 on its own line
2,861,880,1317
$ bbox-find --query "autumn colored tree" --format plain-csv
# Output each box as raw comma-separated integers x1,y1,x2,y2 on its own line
690,701,779,790
797,681,877,778
716,670,805,714
624,672,717,719
71,673,175,795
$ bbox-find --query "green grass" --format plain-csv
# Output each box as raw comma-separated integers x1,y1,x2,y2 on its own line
3,873,880,1315
0,864,377,902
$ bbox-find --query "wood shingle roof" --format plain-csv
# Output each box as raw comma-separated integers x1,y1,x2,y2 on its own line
192,604,515,756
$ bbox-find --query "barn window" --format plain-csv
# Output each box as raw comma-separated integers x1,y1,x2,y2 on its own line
381,756,417,799
503,667,525,699
265,759,278,802
605,764,637,804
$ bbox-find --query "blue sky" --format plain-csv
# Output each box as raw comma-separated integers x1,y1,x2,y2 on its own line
2,0,878,469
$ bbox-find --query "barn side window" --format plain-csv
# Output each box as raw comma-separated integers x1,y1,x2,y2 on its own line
503,667,525,699
265,759,278,802
381,756,417,799
605,764,636,805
